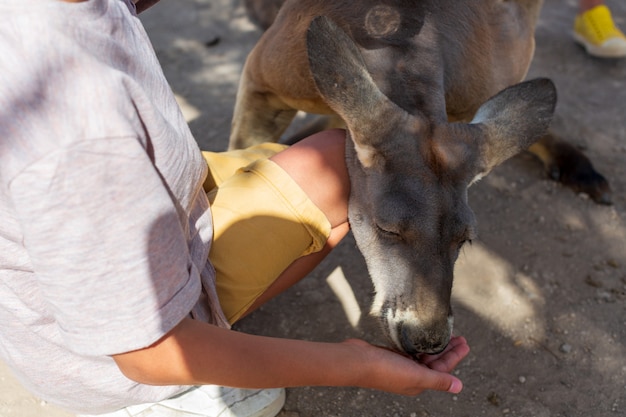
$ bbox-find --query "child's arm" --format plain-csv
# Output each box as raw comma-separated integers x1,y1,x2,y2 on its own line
112,317,468,396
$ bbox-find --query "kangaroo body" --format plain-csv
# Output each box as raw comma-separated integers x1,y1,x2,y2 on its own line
228,1,583,354
234,0,610,204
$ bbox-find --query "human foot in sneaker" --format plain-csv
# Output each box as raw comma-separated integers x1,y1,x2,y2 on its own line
573,5,626,58
78,386,286,417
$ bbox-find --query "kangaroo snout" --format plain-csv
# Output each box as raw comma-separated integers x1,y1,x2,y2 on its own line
399,319,453,356
406,317,453,356
383,308,454,356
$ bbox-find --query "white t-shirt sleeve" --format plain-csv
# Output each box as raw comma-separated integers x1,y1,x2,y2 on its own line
9,136,202,357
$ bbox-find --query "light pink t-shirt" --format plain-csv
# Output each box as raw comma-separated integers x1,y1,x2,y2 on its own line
0,0,228,413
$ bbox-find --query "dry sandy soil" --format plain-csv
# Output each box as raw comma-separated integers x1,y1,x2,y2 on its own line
1,0,624,416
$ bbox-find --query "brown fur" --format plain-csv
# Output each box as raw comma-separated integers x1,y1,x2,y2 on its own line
233,0,611,204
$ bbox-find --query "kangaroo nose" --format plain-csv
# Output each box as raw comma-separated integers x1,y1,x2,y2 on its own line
399,322,451,356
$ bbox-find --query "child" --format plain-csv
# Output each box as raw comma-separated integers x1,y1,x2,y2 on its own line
0,0,469,416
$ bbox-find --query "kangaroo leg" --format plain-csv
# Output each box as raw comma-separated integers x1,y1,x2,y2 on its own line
229,67,297,150
528,133,612,204
508,0,611,205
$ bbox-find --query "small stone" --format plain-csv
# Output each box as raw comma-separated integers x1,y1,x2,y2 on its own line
607,259,619,268
204,36,221,47
560,343,572,354
585,275,602,288
596,289,615,303
518,376,527,384
487,391,501,406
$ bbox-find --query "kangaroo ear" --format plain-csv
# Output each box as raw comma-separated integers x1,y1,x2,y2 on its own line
306,15,400,148
470,78,557,182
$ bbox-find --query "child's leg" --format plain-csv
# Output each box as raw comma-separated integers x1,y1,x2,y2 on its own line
239,130,350,319
579,0,604,13
203,129,350,324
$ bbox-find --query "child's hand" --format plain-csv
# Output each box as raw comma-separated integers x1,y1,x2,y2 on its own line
342,335,470,396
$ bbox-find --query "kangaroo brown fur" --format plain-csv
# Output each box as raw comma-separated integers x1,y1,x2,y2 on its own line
234,0,611,205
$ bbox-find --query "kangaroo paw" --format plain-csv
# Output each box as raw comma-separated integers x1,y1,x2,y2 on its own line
529,134,612,205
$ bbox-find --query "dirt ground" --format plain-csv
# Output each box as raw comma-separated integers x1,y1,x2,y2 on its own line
1,0,624,416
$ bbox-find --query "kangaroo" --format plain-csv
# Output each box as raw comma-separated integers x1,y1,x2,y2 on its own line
232,1,559,355
235,0,611,205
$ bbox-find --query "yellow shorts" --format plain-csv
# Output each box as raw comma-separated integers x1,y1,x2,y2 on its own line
202,144,331,324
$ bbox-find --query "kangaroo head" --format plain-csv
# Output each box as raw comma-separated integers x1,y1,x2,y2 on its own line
307,16,556,355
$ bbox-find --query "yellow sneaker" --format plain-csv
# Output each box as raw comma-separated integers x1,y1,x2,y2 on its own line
573,5,626,58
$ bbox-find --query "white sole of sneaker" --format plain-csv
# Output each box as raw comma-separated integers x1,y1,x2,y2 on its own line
573,31,626,58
